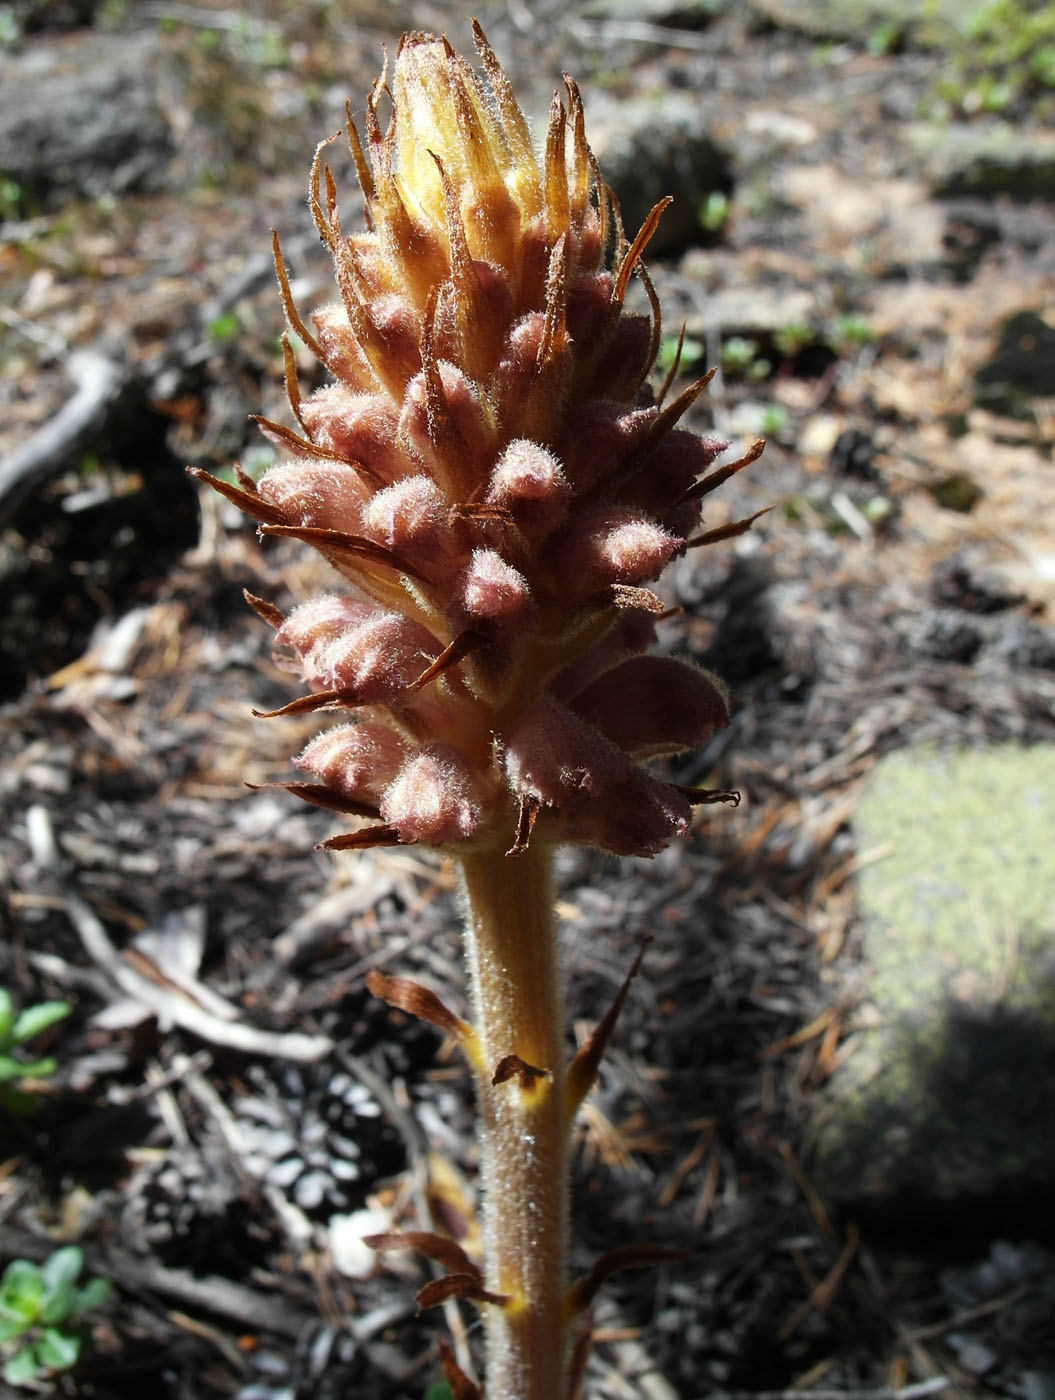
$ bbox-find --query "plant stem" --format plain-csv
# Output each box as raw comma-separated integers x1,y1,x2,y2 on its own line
457,842,568,1400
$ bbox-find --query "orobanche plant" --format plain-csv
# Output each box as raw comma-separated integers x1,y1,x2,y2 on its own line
194,24,763,1399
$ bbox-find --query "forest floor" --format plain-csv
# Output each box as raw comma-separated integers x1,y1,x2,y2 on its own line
1,1,1053,1398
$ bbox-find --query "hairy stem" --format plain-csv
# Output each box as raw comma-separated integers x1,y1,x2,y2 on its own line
457,843,568,1400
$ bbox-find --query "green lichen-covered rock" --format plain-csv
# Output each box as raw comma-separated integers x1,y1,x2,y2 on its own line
745,0,989,47
581,0,726,24
810,745,1055,1215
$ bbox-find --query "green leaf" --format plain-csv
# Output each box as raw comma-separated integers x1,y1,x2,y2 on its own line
0,1261,44,1317
3,1345,40,1386
40,1279,75,1326
423,1383,455,1400
0,1313,31,1343
698,189,729,233
207,311,241,344
2,1056,58,1083
72,1277,111,1314
41,1248,83,1295
0,1086,40,1115
37,1326,80,1371
774,322,814,358
0,989,13,1042
10,1002,71,1046
0,1056,27,1083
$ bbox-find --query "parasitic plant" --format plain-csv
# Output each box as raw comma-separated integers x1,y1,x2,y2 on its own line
193,24,764,1399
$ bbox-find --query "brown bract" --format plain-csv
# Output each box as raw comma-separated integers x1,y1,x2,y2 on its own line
201,23,759,858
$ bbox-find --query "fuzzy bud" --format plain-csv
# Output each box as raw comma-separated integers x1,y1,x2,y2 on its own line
569,655,729,759
361,475,465,577
381,745,486,846
257,460,370,533
274,595,372,689
296,721,407,804
298,389,408,484
486,439,571,537
455,550,534,631
563,509,680,594
317,612,440,699
207,24,763,859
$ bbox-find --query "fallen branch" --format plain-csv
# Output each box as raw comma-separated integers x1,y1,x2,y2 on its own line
705,1380,951,1400
0,1225,311,1339
27,804,333,1062
64,885,333,1061
0,348,131,525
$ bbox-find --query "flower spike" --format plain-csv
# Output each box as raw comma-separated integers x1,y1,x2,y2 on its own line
195,26,766,1400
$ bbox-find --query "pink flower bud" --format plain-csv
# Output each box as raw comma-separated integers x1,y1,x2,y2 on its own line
493,313,548,436
274,595,373,688
363,292,423,388
311,304,375,390
298,388,408,484
361,476,466,576
503,696,694,856
589,315,653,400
560,403,652,491
257,460,371,532
569,655,728,759
381,744,485,845
433,260,515,371
565,270,614,350
562,509,680,593
635,429,728,512
455,550,534,630
296,720,408,803
550,611,658,702
502,696,623,809
318,612,440,699
561,765,692,856
398,362,493,498
486,440,571,537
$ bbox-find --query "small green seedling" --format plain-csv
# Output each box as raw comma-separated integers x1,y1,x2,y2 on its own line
654,332,706,377
206,310,241,344
722,335,771,379
0,989,71,1115
0,1248,111,1387
773,322,815,359
828,315,874,353
698,189,730,234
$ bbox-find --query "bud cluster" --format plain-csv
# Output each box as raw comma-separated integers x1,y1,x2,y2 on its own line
198,25,760,859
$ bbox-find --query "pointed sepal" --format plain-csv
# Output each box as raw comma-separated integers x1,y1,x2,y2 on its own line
417,1273,511,1310
687,506,772,549
437,1338,482,1400
565,938,650,1126
564,1244,689,1320
363,1230,480,1281
366,970,483,1070
318,823,402,851
565,1309,594,1400
245,780,380,819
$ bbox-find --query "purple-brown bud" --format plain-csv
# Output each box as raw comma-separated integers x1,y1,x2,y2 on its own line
381,745,486,846
296,722,407,805
209,25,763,857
